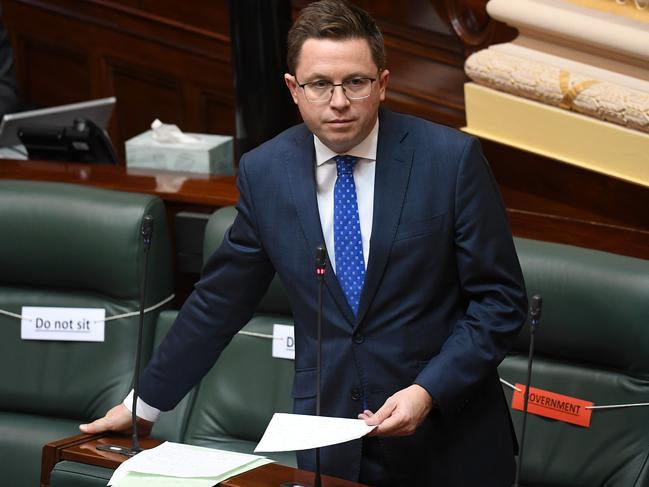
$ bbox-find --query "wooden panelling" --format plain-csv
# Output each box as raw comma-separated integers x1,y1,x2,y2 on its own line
200,90,236,137
2,0,234,159
484,139,649,259
106,60,184,151
17,38,91,105
102,0,230,37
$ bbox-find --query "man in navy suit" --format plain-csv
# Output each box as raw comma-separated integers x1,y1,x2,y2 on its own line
82,1,527,485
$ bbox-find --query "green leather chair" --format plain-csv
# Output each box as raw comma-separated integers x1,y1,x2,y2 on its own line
0,180,173,487
501,238,649,487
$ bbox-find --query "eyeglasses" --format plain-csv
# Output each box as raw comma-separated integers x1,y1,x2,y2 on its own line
296,76,377,103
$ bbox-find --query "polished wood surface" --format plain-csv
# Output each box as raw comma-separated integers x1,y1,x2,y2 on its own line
40,434,368,487
0,159,238,207
40,433,162,487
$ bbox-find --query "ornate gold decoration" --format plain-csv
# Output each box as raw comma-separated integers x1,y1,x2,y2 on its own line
563,0,649,23
465,49,649,134
559,71,601,110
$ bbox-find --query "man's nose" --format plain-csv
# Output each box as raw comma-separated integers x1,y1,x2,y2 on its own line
329,84,350,108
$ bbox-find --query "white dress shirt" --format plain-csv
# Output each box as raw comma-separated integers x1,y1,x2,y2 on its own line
124,119,379,422
314,119,378,272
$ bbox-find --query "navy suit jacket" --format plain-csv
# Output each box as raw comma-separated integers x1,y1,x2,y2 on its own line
141,108,527,486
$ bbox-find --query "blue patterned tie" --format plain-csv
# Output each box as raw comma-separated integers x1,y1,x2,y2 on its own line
334,155,365,315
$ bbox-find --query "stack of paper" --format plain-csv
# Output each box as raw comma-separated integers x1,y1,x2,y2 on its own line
108,442,272,487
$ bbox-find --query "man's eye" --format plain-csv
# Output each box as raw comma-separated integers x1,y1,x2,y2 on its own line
311,80,331,89
346,78,365,86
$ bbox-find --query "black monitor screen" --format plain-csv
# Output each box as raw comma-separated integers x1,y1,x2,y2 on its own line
17,119,119,165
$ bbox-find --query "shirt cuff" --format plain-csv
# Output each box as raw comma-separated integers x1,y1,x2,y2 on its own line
123,390,161,422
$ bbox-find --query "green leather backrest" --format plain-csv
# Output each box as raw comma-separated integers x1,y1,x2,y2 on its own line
0,180,173,420
500,238,649,487
202,206,290,314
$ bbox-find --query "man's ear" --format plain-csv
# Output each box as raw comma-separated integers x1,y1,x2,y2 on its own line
284,74,299,105
378,69,390,102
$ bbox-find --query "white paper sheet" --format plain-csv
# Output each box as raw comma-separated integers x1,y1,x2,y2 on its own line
255,413,376,452
107,442,271,486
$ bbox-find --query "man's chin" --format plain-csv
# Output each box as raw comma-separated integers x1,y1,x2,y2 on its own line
321,137,356,154
318,130,360,154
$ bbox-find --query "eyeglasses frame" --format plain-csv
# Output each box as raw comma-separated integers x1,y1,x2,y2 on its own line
294,74,379,103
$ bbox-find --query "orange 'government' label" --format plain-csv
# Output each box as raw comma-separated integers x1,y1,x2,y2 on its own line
512,384,593,427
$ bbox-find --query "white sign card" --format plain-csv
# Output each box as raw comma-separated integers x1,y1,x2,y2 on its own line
21,306,106,342
272,324,295,360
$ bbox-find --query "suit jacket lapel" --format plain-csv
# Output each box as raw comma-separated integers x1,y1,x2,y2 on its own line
283,126,356,325
355,110,413,327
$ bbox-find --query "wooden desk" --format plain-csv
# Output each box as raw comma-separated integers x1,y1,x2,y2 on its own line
41,434,368,487
0,159,239,208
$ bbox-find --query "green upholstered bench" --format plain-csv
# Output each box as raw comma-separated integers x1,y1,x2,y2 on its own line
500,238,649,487
0,180,173,487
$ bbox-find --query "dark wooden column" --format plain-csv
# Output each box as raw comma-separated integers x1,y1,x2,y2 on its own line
229,0,299,158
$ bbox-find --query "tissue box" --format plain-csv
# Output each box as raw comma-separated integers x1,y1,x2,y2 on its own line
125,131,234,175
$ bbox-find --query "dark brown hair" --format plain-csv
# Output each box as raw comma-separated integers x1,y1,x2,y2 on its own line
286,0,385,74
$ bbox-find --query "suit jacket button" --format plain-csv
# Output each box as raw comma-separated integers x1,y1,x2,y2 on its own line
351,388,361,401
353,332,364,344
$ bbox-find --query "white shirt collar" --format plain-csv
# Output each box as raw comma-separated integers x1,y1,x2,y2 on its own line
314,119,379,166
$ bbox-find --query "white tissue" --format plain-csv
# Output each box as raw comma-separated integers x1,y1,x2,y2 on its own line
150,119,201,144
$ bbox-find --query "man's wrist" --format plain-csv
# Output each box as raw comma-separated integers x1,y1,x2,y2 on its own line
123,390,161,422
412,383,437,415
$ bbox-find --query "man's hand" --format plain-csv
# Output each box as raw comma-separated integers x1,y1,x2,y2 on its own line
79,404,153,436
358,384,433,436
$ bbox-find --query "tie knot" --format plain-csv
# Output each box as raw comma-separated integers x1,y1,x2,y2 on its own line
335,155,358,175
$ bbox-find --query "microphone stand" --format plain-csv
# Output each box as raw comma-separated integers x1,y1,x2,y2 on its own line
313,245,326,487
281,245,326,487
513,294,543,487
96,215,154,457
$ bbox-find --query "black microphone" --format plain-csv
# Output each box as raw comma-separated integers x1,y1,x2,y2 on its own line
513,294,543,487
97,215,154,457
141,214,154,247
315,245,327,280
281,245,326,487
530,295,542,330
